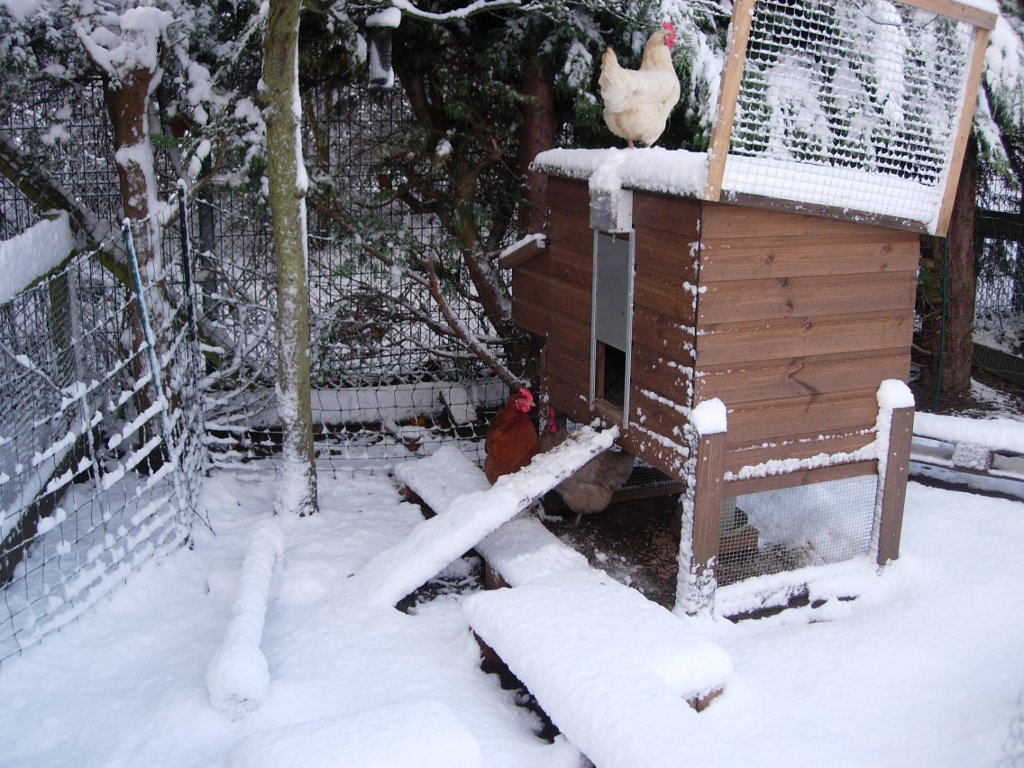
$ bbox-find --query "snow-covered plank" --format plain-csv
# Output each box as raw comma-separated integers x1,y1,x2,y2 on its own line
463,570,732,768
913,412,1024,455
351,426,618,607
396,443,591,586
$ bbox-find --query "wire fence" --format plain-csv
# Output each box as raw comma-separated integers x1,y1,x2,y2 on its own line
0,220,205,664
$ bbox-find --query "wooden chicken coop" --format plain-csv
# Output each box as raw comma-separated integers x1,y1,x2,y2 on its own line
505,0,997,613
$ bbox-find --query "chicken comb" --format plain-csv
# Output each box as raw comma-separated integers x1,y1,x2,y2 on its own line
661,21,676,48
516,386,535,412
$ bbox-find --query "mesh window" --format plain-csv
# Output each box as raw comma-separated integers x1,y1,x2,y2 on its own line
716,473,878,586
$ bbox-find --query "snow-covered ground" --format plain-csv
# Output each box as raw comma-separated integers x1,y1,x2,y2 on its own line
0,456,1022,767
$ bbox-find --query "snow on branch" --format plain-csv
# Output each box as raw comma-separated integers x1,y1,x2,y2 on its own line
390,0,522,23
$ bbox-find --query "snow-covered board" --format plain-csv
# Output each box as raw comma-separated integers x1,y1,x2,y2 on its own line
463,570,732,768
349,426,618,607
398,436,732,768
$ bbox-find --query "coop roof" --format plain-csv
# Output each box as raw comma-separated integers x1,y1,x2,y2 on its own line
539,0,998,236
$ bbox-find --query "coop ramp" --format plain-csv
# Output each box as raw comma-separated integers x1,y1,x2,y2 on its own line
351,426,618,607
399,444,733,768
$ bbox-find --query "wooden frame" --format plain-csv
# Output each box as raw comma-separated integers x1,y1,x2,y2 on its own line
703,0,997,236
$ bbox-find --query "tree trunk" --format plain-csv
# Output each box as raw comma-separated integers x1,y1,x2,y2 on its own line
103,65,167,464
518,55,555,234
918,141,977,405
262,0,318,516
942,143,978,395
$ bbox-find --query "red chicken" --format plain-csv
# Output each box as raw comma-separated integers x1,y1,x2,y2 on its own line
483,387,540,484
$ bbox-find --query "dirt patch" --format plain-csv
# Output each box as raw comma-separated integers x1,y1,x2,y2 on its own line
540,492,682,609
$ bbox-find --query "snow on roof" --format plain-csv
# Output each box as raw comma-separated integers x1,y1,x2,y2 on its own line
532,147,941,230
532,147,708,199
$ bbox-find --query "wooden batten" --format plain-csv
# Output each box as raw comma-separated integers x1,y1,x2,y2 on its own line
684,429,728,614
934,25,990,238
704,0,756,201
898,0,997,29
725,459,879,497
498,236,547,270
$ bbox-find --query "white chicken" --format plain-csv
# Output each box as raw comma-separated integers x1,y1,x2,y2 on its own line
599,22,681,148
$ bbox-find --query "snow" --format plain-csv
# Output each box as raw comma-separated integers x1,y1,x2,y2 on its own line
0,212,76,305
353,428,616,607
464,569,732,768
690,397,727,435
366,7,402,28
0,464,1021,767
532,147,709,199
206,519,285,719
225,700,483,768
914,411,1024,453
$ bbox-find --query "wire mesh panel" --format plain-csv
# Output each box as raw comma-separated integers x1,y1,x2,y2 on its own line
0,237,204,664
719,0,978,232
716,474,879,587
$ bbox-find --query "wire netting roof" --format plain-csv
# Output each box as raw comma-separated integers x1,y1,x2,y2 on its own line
721,0,976,231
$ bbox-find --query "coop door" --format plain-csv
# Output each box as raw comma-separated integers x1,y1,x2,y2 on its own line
591,231,634,424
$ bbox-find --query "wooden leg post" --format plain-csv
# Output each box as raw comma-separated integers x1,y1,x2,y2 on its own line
876,406,914,565
679,430,727,614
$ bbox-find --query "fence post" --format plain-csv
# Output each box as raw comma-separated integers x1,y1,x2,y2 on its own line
876,405,915,566
177,181,199,348
121,220,179,476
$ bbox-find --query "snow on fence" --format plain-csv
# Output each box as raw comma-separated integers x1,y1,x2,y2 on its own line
910,411,1024,498
0,221,205,665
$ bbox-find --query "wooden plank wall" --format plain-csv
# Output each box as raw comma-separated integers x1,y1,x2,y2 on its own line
514,179,919,489
513,177,594,427
694,204,919,478
621,191,700,478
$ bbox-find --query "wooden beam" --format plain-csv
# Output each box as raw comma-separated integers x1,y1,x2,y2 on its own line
935,26,989,237
498,234,547,270
897,0,998,30
703,0,755,201
724,459,877,497
876,406,915,565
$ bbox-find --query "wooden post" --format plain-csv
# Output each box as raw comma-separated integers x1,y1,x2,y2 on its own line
703,0,756,201
934,25,989,238
876,406,915,565
679,429,727,614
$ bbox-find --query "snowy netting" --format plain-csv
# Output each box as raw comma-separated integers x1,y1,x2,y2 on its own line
720,0,982,232
0,228,205,666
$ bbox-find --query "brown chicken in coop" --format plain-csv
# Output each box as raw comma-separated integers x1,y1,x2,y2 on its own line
483,387,540,484
540,410,636,525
